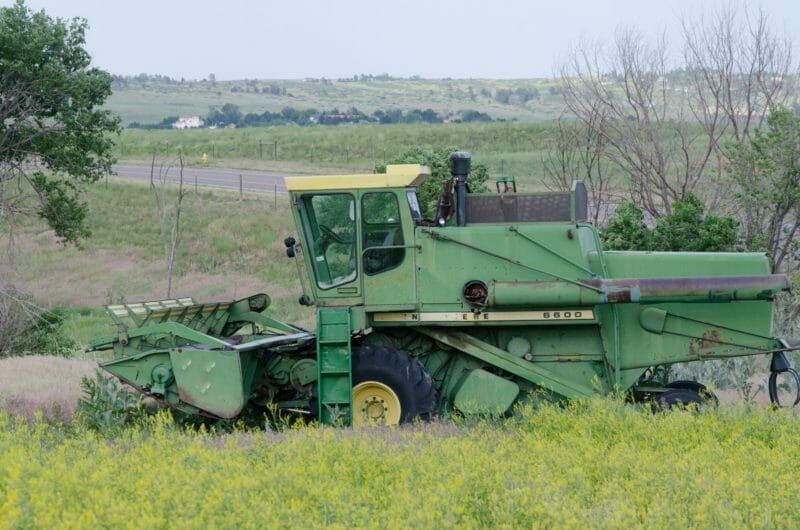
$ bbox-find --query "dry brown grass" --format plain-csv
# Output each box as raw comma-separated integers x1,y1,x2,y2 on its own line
0,356,96,421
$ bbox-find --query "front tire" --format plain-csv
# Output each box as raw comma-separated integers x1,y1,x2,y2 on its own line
665,380,718,405
657,387,704,410
351,345,437,426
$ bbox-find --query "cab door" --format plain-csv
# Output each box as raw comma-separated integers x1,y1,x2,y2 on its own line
360,190,417,308
297,192,362,304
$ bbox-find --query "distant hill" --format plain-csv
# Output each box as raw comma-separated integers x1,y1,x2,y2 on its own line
105,75,568,126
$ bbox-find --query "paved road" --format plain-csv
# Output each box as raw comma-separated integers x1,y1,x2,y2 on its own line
113,164,290,193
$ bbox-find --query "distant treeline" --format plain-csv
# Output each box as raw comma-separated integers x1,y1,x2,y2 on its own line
127,104,498,130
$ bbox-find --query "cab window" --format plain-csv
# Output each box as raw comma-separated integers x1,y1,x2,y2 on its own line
300,193,356,289
362,192,405,275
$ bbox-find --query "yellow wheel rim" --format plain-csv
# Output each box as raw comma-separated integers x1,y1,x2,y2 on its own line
352,381,401,427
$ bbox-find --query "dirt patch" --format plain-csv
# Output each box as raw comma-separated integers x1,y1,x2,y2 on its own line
0,356,97,421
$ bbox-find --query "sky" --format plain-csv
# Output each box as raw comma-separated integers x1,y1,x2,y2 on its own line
6,0,800,80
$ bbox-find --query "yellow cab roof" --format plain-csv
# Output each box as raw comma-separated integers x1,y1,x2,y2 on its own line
284,164,431,192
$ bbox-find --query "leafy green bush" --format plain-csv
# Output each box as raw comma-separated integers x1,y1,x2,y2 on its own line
76,370,150,433
600,201,650,250
601,194,737,252
649,194,738,252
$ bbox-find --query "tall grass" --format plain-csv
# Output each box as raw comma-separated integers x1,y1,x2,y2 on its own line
0,356,96,420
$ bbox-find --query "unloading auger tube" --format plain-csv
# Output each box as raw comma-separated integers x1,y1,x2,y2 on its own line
479,274,791,307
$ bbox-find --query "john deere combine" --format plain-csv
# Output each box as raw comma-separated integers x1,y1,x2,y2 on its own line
89,152,800,425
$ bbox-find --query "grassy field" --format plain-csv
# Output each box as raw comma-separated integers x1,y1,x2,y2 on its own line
0,356,96,421
0,400,797,528
116,121,560,190
107,77,566,126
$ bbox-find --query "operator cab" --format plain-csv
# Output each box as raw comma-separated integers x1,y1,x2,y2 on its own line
285,165,429,307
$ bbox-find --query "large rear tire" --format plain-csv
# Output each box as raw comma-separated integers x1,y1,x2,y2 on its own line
351,345,437,426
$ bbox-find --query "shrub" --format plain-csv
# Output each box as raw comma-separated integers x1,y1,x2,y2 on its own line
601,194,737,252
76,370,149,433
376,147,489,218
0,287,77,358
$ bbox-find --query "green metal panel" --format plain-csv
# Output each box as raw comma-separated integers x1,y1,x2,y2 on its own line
316,308,352,425
414,224,593,312
454,369,520,415
417,327,596,399
169,348,246,419
603,250,771,277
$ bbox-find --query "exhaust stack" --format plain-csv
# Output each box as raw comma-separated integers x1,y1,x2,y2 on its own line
450,151,471,227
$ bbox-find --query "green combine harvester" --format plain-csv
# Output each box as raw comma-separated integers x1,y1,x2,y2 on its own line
88,152,800,425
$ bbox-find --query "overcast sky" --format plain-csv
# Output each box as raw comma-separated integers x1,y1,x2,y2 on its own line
6,0,800,80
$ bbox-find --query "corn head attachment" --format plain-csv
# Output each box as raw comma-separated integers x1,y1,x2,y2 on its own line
87,294,315,419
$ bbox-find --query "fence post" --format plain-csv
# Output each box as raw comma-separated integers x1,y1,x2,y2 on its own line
239,174,243,200
195,175,198,193
259,140,263,160
273,141,277,160
150,146,156,188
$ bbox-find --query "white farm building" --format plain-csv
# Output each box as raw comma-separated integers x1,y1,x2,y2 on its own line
172,115,204,129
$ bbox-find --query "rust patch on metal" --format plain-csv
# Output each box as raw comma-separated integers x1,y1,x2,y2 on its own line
689,328,722,358
605,290,632,303
698,329,722,349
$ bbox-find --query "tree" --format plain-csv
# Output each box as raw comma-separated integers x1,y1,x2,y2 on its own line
376,147,489,218
542,114,613,225
221,103,242,127
560,28,708,217
151,153,187,298
727,107,800,272
559,5,795,217
681,6,794,147
0,1,120,244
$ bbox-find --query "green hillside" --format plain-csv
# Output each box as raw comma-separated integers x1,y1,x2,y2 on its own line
106,76,567,126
